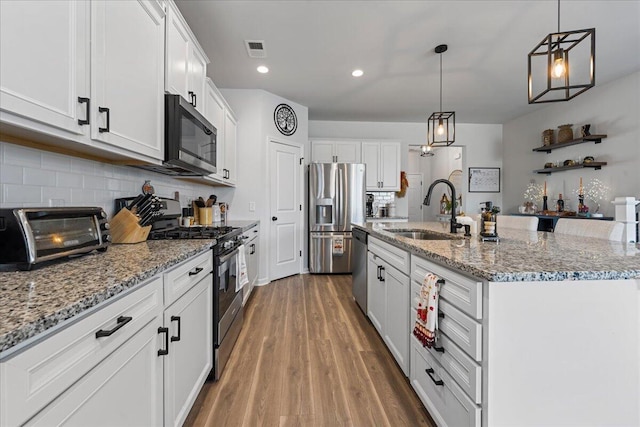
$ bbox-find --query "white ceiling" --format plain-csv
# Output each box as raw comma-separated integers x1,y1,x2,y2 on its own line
176,1,640,124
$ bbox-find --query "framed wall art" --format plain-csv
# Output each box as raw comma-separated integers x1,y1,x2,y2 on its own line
468,167,500,193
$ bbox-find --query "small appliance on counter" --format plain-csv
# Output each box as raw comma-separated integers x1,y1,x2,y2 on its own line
0,207,110,270
366,193,375,217
479,201,499,242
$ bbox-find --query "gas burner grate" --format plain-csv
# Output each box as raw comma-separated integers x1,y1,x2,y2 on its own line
148,225,236,240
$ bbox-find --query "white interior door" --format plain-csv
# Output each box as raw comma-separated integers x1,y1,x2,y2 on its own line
407,173,423,222
269,140,303,281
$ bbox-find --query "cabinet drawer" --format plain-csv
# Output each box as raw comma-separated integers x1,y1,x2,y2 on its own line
411,255,482,319
242,223,260,242
0,277,162,427
425,332,481,404
369,236,410,275
411,337,481,427
164,250,213,307
411,282,482,362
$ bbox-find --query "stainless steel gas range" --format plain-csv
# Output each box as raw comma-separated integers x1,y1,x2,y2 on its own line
148,222,244,381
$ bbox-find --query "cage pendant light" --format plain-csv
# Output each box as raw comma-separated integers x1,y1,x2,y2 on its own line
427,44,455,146
527,0,595,103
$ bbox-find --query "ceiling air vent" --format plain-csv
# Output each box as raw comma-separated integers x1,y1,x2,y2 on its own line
245,40,266,58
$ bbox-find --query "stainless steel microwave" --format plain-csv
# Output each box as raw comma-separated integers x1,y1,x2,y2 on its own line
138,94,217,176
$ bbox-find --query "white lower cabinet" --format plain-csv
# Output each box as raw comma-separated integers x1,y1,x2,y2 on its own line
163,275,212,427
25,320,164,426
410,254,482,427
242,223,260,305
0,251,213,427
366,236,410,376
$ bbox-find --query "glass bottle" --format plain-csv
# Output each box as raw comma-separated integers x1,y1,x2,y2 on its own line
556,193,565,212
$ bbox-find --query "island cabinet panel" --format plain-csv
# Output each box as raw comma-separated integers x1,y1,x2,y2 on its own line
484,279,639,427
367,236,410,375
409,253,482,427
0,277,163,427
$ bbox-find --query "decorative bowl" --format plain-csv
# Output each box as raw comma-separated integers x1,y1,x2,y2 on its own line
583,156,595,163
563,159,575,166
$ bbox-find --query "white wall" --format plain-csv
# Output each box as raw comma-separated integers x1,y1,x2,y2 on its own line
309,121,503,217
503,71,640,216
0,141,215,217
220,89,309,279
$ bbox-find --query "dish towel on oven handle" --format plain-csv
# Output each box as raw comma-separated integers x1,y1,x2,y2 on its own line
236,244,249,292
413,272,441,348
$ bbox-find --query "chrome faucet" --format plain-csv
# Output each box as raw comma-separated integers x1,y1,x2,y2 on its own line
424,179,464,234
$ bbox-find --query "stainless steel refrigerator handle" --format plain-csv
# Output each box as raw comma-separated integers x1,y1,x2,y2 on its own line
336,167,341,227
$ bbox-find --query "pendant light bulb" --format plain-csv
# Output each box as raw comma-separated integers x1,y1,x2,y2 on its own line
437,118,445,135
552,49,566,78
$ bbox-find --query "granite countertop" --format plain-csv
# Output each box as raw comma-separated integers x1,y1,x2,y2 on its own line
0,240,215,356
225,220,259,231
353,221,640,283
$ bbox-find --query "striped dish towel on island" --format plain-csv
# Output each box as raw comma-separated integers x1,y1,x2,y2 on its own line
413,273,440,348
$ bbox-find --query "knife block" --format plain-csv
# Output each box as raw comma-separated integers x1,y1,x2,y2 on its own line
110,208,151,244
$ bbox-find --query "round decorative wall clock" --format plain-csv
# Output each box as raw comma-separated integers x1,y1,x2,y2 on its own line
274,103,297,136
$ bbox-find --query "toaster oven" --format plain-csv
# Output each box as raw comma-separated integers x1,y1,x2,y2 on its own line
0,207,111,270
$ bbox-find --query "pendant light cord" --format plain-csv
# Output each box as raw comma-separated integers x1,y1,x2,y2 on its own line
439,52,443,112
557,0,560,33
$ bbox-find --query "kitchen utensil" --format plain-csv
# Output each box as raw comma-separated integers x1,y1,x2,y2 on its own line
194,197,205,208
208,194,217,204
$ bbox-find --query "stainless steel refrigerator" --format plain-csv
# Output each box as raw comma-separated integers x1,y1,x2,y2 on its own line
309,163,365,273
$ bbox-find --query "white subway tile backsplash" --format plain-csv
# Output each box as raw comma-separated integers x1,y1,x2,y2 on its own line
56,171,83,188
83,175,106,190
4,184,41,203
3,144,41,168
71,188,95,205
1,164,23,184
41,152,72,171
43,187,72,205
70,157,95,175
24,169,56,186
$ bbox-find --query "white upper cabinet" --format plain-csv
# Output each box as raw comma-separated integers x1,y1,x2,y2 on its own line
0,0,165,163
165,0,209,116
0,1,90,136
91,0,165,161
204,78,237,187
205,78,226,182
311,140,361,163
362,141,401,191
222,109,237,186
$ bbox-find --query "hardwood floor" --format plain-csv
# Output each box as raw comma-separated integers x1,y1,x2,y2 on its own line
185,274,434,427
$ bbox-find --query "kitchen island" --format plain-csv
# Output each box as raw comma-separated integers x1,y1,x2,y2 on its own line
354,221,640,427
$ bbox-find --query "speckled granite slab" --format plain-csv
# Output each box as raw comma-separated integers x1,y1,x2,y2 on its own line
0,240,214,355
353,221,640,282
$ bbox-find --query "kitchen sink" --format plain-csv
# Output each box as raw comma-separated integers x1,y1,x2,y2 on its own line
388,230,456,240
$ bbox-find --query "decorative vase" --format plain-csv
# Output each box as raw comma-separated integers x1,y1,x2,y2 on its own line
557,124,574,143
542,129,555,146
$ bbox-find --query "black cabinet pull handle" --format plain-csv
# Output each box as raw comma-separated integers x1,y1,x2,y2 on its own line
376,265,382,280
158,327,169,356
250,243,255,255
98,107,110,132
437,279,445,285
438,312,445,319
192,93,197,108
426,368,444,386
95,316,132,338
433,345,445,353
380,266,385,282
272,216,278,221
188,91,194,105
170,316,181,342
188,267,203,276
78,97,90,125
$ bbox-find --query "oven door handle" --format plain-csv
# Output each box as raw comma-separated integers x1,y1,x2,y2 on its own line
219,248,239,264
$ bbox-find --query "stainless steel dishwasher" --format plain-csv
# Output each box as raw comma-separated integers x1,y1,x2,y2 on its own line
352,227,368,313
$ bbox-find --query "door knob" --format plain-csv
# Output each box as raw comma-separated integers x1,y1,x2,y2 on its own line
272,216,278,221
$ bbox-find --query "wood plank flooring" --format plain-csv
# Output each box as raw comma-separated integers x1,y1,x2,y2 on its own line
185,274,434,427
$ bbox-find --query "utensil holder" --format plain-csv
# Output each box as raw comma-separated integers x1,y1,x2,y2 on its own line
110,208,151,244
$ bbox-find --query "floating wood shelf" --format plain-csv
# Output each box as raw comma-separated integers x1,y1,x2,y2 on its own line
532,134,607,153
533,162,607,175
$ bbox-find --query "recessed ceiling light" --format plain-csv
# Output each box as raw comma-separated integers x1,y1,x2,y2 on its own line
257,65,269,74
352,69,364,77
